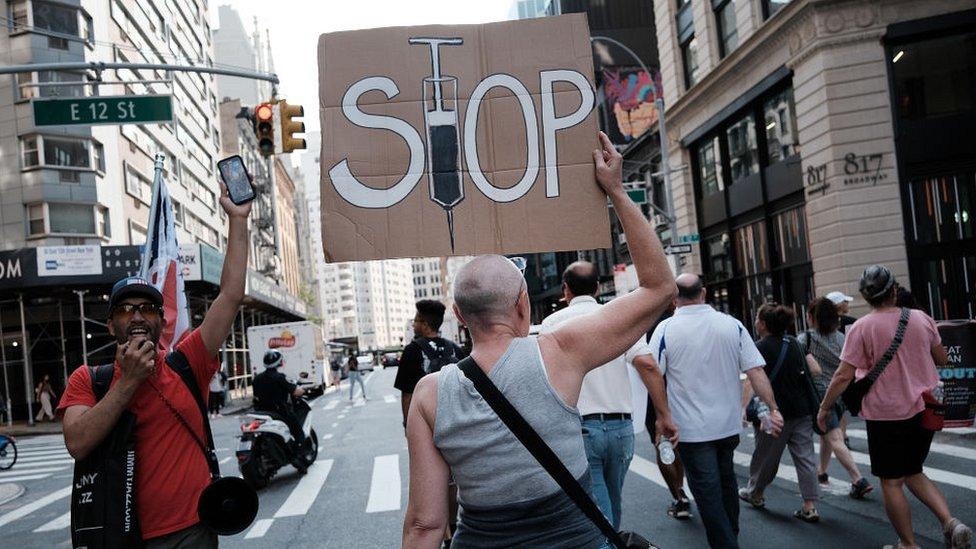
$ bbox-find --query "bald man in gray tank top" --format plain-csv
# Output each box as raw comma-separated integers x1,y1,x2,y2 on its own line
402,131,677,549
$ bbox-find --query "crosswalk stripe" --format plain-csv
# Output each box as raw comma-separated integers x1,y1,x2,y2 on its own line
0,466,67,478
323,400,339,411
16,448,69,457
366,454,401,513
245,518,274,539
323,434,334,440
17,454,72,463
4,459,73,468
337,414,346,419
846,429,976,461
0,473,52,483
384,395,397,404
812,442,976,491
219,457,233,464
353,400,366,407
33,511,70,532
0,486,71,528
628,455,694,500
274,460,334,518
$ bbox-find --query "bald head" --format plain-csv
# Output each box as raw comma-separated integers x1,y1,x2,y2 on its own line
453,255,526,328
675,273,704,303
562,261,598,297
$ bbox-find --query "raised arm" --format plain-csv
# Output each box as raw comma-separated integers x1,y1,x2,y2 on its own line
540,132,676,375
199,182,252,356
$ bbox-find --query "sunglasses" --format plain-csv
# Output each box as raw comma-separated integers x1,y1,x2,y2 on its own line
112,302,162,319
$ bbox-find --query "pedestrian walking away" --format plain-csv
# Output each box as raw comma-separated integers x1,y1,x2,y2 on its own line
817,265,972,549
637,274,784,549
57,180,253,548
799,297,872,498
347,351,367,401
208,368,227,418
541,260,647,530
402,131,676,548
739,303,820,523
34,374,58,422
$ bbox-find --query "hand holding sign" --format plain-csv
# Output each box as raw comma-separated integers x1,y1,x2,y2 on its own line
593,131,624,198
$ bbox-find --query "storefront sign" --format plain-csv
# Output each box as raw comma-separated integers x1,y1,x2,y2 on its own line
36,246,103,277
246,270,307,319
937,320,976,428
178,244,201,281
199,244,224,285
101,246,143,280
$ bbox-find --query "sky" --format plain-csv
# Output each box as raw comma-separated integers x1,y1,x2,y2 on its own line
216,0,516,137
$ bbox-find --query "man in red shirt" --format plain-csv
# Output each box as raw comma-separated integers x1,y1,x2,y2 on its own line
58,182,251,547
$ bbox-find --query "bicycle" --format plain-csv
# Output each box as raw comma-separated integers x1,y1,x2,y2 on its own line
0,434,17,470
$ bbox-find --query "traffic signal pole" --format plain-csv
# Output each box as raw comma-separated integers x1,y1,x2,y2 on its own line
0,61,279,85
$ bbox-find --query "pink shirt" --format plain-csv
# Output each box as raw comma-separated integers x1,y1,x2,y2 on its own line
840,308,941,421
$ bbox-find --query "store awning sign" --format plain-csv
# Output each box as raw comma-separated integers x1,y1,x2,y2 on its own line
318,14,611,261
37,245,103,277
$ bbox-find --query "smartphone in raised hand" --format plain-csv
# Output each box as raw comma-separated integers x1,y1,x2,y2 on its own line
217,155,256,205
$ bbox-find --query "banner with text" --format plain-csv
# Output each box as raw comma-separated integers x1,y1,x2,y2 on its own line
937,320,976,428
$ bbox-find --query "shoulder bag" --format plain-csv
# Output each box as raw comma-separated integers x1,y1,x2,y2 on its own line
745,337,790,424
457,357,656,549
841,307,911,416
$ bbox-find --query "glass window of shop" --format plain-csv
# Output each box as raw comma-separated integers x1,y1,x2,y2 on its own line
891,31,975,120
702,232,733,284
726,114,759,182
697,137,725,196
763,88,798,163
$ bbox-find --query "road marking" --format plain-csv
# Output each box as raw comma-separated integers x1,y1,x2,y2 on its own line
628,455,694,500
245,518,274,539
33,511,70,532
846,429,976,461
0,466,67,478
0,486,71,528
812,442,976,491
353,400,366,408
219,456,233,464
384,395,397,404
16,448,70,457
274,460,334,518
323,434,334,440
9,458,74,467
16,453,72,462
0,473,52,482
366,454,401,513
946,427,976,435
337,414,346,419
323,400,339,411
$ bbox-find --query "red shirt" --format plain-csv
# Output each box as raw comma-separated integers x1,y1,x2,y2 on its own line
58,328,218,540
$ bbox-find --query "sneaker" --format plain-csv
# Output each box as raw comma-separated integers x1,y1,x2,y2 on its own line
793,508,820,523
737,488,765,508
944,518,973,549
818,472,829,485
850,478,874,499
667,498,691,520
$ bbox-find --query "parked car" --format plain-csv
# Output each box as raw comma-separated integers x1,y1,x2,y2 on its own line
356,355,374,372
381,352,400,368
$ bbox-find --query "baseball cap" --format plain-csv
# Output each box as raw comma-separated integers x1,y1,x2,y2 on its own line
859,265,897,301
825,291,854,305
109,276,163,311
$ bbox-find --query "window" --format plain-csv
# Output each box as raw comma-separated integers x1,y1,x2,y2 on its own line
8,0,28,30
762,0,791,20
129,222,147,245
906,172,975,245
32,1,79,36
703,233,733,283
763,88,798,163
172,199,184,225
16,73,35,100
27,204,45,235
681,37,700,89
771,206,810,266
715,0,738,58
125,164,152,202
98,207,110,237
48,203,95,234
22,137,39,167
93,141,104,172
726,114,759,181
733,220,769,276
36,70,85,98
891,31,976,120
44,137,89,168
697,137,725,196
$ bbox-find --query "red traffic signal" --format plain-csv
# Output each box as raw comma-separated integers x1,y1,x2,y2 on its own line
255,102,275,156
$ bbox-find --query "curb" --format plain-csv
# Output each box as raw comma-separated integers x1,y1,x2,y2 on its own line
0,483,26,506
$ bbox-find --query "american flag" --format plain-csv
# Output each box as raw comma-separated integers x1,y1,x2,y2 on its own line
140,154,190,351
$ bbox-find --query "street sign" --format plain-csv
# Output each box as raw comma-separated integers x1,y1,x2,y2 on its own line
32,95,174,127
676,233,700,244
663,244,693,255
608,188,648,207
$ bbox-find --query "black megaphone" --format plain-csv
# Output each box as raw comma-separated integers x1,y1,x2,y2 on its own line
198,476,259,535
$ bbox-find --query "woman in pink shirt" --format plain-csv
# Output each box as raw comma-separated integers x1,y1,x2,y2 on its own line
817,266,971,549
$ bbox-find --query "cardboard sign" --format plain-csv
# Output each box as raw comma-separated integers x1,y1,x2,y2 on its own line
318,14,611,262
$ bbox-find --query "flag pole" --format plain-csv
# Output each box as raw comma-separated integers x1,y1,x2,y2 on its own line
140,154,166,279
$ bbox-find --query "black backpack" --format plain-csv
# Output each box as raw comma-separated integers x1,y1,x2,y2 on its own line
418,338,460,375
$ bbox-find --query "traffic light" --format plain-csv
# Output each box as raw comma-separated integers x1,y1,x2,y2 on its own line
254,102,275,156
278,100,306,153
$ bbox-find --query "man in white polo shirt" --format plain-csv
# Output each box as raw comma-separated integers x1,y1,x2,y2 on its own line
636,273,783,549
540,261,648,530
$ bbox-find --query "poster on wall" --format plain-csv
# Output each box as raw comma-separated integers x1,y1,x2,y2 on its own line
937,320,976,428
318,14,611,262
601,68,662,145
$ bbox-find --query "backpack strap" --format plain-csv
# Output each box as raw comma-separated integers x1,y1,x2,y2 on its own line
89,363,116,402
165,350,221,479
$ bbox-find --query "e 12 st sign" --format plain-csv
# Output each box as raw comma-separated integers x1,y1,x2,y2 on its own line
32,95,174,127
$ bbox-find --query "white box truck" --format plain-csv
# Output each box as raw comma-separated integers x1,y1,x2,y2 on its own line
247,321,326,393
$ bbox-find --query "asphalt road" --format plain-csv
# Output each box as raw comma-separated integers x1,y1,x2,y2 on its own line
2,367,975,548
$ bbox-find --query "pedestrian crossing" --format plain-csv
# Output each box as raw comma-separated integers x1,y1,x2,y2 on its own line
0,437,72,484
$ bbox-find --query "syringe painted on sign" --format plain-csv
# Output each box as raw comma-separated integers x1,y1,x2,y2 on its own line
409,37,464,252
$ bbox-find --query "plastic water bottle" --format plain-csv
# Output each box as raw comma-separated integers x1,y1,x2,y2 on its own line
932,381,945,403
756,401,774,434
658,439,675,465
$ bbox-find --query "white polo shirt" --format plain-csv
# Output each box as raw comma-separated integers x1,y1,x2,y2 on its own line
631,304,765,443
540,295,639,416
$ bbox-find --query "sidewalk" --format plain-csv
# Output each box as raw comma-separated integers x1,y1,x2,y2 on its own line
1,420,62,438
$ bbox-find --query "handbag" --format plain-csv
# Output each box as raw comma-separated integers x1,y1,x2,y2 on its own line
801,332,842,436
745,337,790,424
920,389,946,431
841,308,911,416
457,357,657,549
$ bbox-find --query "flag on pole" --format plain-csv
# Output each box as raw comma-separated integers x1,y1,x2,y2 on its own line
140,154,190,351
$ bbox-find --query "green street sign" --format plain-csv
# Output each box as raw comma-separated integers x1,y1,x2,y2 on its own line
32,95,174,127
676,233,700,244
609,188,648,207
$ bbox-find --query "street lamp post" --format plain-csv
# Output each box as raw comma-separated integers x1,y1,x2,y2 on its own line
589,35,681,274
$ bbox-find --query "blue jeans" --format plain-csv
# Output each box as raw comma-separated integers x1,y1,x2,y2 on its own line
581,417,634,530
677,435,740,549
349,370,366,399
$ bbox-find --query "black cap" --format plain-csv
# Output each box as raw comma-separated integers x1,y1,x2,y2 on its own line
109,276,163,311
859,265,897,301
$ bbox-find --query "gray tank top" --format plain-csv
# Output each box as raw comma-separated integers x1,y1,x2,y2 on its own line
434,337,602,548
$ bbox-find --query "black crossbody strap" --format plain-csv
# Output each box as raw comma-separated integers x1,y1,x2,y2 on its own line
866,307,911,383
163,350,221,480
456,357,630,549
767,337,791,383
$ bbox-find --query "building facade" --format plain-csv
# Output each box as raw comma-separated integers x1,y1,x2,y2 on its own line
273,158,301,297
654,0,975,323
